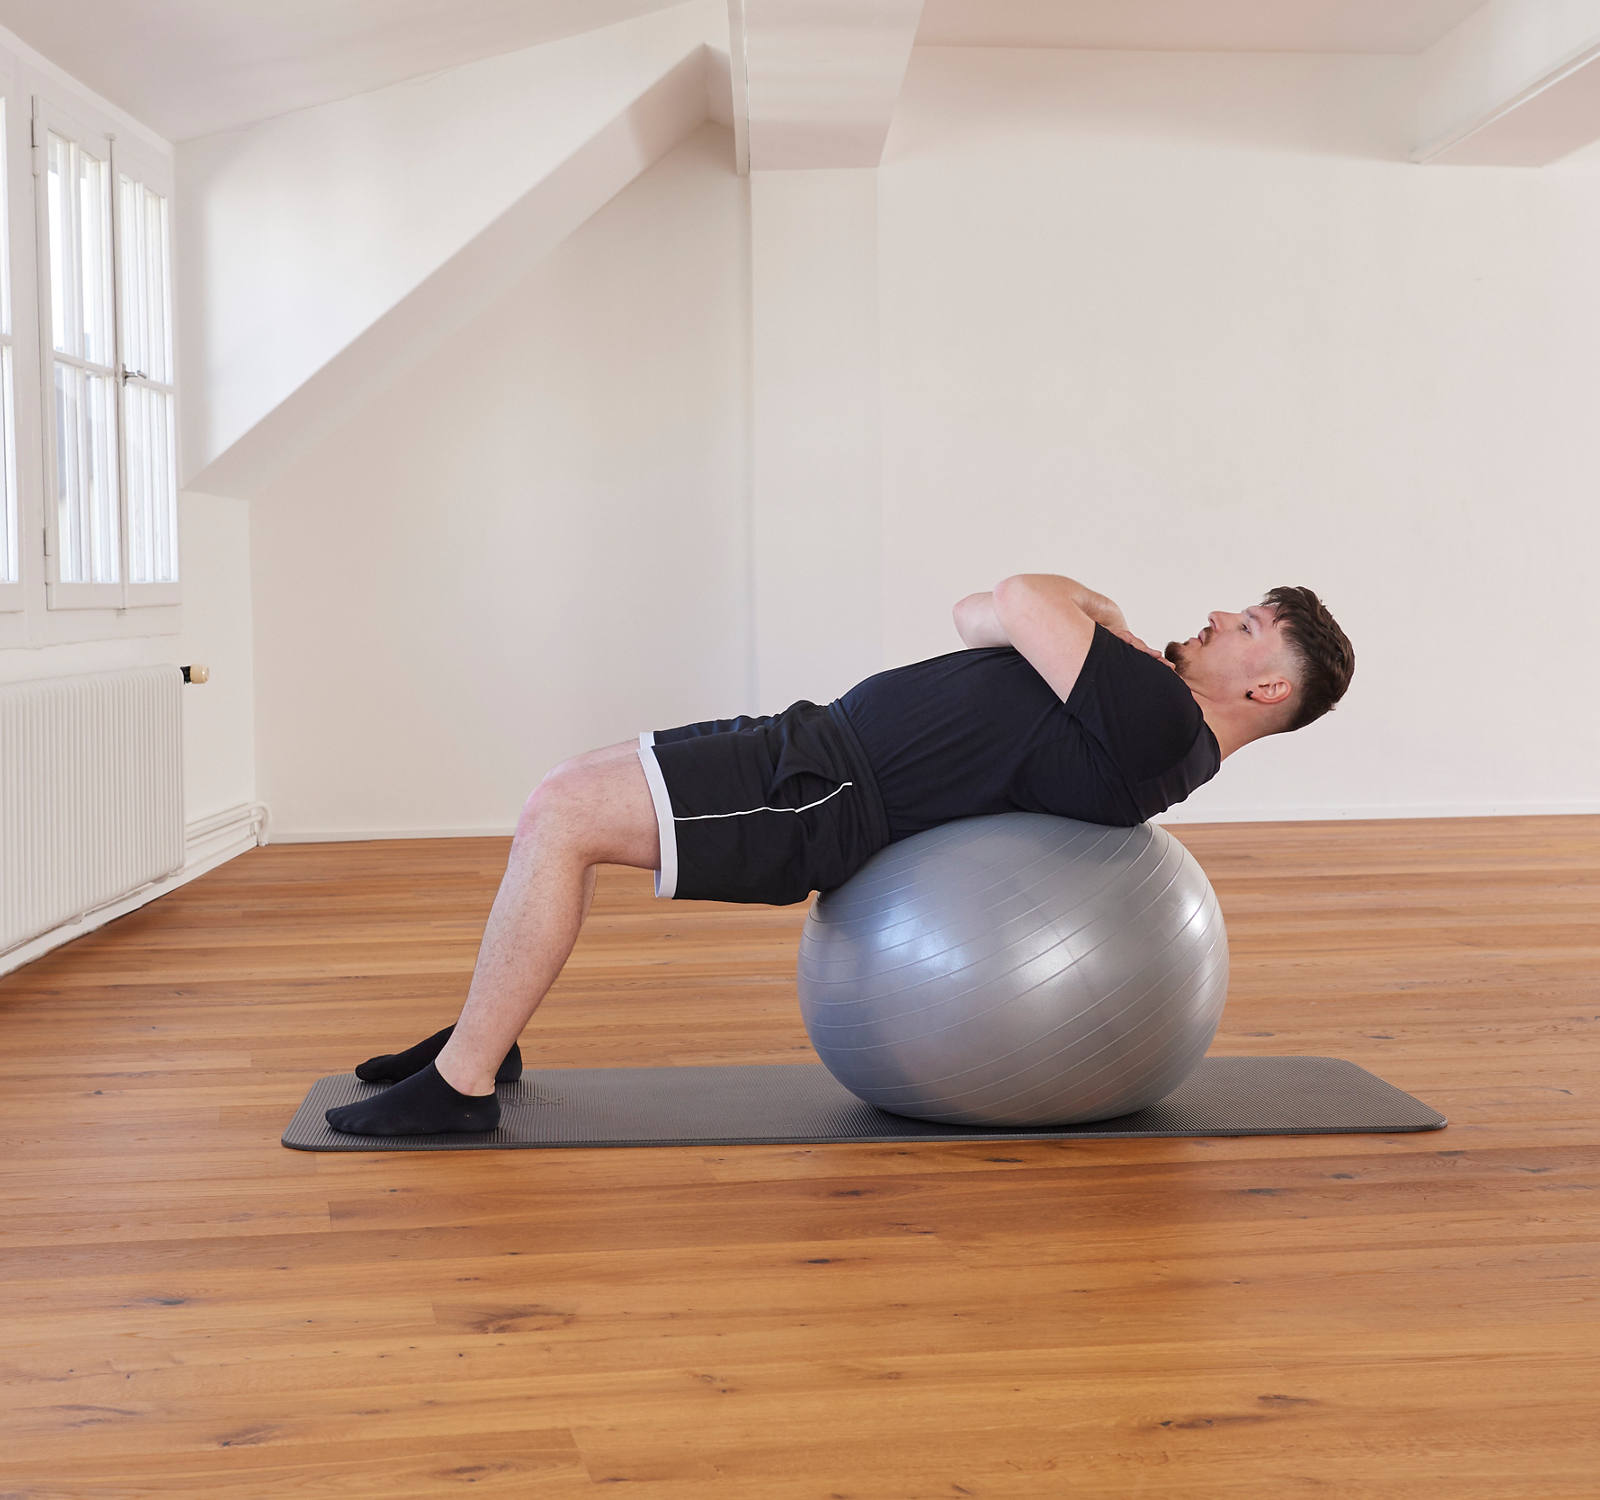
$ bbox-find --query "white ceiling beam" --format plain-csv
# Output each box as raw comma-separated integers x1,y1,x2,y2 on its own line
730,0,924,173
1414,0,1600,164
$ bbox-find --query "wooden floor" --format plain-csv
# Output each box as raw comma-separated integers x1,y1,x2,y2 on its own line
1,815,1597,1499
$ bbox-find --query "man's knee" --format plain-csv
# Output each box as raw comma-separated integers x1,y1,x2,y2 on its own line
518,753,627,835
518,763,584,840
517,750,660,871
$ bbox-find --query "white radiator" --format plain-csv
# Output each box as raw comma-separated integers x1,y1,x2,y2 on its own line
0,667,185,957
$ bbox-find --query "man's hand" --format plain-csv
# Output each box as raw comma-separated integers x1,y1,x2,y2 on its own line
1078,593,1130,635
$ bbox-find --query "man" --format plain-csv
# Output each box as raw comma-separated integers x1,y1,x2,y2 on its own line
327,575,1355,1136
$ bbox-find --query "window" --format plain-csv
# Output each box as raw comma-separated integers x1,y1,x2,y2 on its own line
0,56,178,643
35,94,178,613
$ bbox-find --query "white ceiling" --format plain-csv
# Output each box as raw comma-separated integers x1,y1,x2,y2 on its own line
0,0,1492,143
915,0,1488,55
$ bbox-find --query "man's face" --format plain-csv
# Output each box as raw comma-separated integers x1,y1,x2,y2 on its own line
1164,604,1287,696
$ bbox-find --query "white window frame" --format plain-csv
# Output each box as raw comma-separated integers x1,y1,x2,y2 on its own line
37,92,182,612
36,92,120,610
0,59,180,651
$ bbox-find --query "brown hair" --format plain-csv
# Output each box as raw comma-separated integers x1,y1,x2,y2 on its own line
1261,586,1355,733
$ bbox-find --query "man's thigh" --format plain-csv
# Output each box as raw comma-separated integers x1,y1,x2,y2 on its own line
529,741,661,871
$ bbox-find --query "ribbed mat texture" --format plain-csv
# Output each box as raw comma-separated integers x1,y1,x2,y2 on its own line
283,1056,1445,1151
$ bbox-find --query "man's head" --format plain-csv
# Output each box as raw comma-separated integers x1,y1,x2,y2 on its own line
1163,585,1355,735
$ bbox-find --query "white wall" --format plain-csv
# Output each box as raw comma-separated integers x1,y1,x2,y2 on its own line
247,43,1600,839
876,48,1600,821
173,494,257,824
749,170,883,711
251,123,748,839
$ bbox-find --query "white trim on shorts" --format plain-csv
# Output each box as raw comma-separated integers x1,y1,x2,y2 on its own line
636,732,679,899
636,729,857,902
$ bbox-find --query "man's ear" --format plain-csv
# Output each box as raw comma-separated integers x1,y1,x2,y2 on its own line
1249,676,1292,705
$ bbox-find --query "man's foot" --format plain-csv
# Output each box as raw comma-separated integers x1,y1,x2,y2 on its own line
326,1061,500,1136
354,1023,522,1084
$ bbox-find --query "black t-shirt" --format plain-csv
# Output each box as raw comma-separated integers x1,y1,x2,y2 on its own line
835,623,1221,837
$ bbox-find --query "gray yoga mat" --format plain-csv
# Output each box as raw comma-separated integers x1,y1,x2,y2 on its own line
282,1056,1445,1151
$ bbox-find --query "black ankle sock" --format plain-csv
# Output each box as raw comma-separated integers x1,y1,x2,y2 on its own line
355,1023,521,1084
326,1061,500,1136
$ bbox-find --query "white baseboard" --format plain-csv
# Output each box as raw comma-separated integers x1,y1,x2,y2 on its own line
266,826,516,843
1157,800,1600,824
0,802,271,979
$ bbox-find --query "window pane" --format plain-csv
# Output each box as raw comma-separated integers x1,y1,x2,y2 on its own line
118,171,178,585
124,383,178,586
47,136,73,356
0,97,12,586
0,97,9,339
86,372,117,582
1,348,14,587
53,362,83,579
119,177,140,378
46,131,112,367
156,390,177,581
154,193,172,385
118,176,175,386
53,363,119,585
126,380,146,579
79,152,111,368
126,380,178,585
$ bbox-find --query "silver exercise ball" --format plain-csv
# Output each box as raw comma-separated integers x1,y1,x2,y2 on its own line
796,812,1229,1127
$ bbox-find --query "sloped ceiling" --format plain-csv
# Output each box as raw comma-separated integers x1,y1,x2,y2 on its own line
0,0,694,141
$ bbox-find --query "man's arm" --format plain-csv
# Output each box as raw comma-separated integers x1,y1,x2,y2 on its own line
1019,575,1130,635
989,575,1103,699
955,576,1130,648
959,578,1172,692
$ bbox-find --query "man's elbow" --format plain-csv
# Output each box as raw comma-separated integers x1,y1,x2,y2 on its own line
994,574,1044,624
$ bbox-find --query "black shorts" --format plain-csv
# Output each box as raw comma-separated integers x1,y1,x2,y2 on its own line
636,699,892,906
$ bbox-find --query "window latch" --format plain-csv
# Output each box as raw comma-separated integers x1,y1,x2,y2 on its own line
119,366,148,385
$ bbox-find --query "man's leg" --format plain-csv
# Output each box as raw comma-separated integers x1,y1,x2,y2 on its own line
434,740,660,1093
326,740,661,1135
